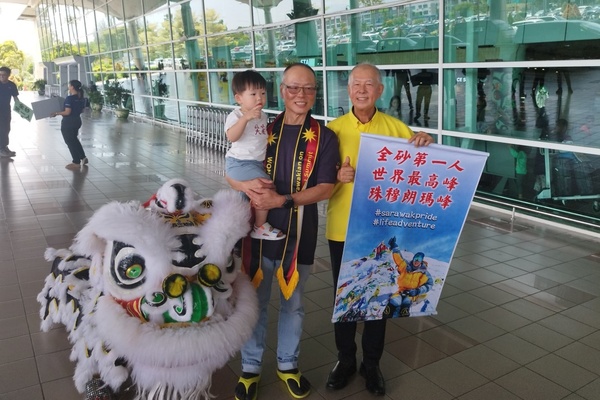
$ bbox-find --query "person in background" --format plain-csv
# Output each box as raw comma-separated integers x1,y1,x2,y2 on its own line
51,80,88,170
0,66,19,158
509,145,528,199
411,69,437,121
391,69,413,112
225,69,285,241
385,95,401,119
326,63,433,396
227,63,340,400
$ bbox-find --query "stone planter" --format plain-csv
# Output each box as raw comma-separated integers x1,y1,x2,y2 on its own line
115,108,130,119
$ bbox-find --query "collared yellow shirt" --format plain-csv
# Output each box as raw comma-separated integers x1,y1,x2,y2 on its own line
326,109,414,242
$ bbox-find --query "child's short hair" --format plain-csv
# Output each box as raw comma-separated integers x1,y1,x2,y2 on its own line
232,70,267,94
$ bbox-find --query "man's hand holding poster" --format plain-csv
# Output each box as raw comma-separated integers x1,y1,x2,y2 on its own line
332,134,489,322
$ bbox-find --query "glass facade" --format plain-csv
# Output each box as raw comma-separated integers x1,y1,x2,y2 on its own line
36,0,600,230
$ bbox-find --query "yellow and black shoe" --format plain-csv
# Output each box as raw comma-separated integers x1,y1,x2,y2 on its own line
277,368,311,399
234,372,260,400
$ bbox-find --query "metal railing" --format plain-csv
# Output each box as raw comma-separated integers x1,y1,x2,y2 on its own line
186,106,230,153
46,85,61,98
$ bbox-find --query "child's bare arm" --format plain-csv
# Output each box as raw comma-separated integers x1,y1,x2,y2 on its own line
226,116,250,142
226,106,262,142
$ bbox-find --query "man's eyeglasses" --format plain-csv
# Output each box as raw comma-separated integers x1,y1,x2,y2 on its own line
282,83,317,95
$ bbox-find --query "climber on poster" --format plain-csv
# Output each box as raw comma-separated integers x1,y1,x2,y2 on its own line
384,237,433,318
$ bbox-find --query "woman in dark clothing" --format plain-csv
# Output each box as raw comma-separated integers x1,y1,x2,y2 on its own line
51,80,88,170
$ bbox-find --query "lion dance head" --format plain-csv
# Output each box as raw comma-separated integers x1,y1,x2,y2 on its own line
38,179,258,400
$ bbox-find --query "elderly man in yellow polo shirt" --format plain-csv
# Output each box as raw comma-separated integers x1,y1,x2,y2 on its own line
325,62,433,396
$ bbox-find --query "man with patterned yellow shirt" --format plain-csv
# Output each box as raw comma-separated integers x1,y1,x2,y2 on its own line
325,63,433,396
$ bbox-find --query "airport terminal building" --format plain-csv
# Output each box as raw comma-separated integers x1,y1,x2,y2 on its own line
3,1,600,399
28,0,600,232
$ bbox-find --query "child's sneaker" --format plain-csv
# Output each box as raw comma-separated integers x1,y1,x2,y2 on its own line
250,223,285,241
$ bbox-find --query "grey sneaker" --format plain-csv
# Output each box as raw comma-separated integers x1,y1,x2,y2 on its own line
0,148,13,157
5,147,16,156
80,157,89,166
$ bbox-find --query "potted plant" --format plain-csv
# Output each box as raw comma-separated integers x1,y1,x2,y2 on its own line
33,79,47,96
103,79,132,119
86,83,104,111
152,73,169,119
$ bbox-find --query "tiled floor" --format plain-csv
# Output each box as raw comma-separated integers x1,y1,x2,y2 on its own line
1,92,600,400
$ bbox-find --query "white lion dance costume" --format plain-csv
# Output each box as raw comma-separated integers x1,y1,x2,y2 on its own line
37,179,258,400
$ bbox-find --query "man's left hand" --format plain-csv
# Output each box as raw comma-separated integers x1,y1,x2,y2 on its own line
247,189,281,211
409,131,434,147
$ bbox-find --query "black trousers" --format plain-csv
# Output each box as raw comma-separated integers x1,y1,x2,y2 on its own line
0,110,11,148
329,240,386,368
61,119,85,164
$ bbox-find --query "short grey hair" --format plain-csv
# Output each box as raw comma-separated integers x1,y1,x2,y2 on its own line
349,62,382,85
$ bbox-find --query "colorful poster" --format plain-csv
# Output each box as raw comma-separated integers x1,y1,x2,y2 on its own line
332,134,489,322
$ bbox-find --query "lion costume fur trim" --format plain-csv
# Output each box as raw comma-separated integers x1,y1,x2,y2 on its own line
38,185,257,399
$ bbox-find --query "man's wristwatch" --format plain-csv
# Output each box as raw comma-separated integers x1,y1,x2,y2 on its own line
282,194,294,209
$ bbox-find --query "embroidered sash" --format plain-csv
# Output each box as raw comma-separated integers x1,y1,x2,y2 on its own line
243,111,321,300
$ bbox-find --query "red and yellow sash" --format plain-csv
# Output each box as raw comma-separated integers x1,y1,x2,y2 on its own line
243,112,321,299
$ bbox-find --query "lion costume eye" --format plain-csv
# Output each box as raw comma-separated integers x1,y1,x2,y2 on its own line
111,241,146,288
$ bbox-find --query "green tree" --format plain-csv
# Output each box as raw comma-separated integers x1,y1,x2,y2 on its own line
205,9,228,36
0,41,27,89
146,22,162,53
451,1,488,19
53,42,80,58
452,2,475,18
0,41,25,71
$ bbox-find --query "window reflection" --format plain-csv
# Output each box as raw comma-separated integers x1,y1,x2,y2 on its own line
95,7,109,33
445,65,600,216
171,2,204,72
38,0,600,226
254,20,322,68
326,0,408,14
111,24,128,51
148,44,174,71
326,68,438,126
126,18,146,48
204,0,251,32
98,28,112,53
446,67,600,148
443,1,600,62
324,6,442,66
145,8,173,49
121,0,146,21
254,26,304,68
209,72,233,105
471,138,600,214
246,0,320,25
177,71,208,102
207,36,235,68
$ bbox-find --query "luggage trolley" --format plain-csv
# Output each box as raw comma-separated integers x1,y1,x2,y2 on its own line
534,148,600,212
